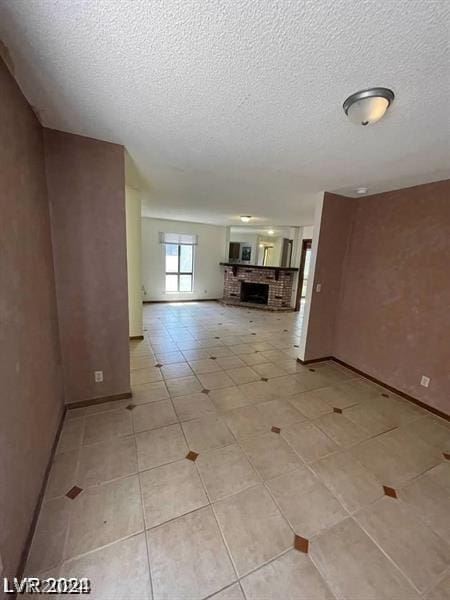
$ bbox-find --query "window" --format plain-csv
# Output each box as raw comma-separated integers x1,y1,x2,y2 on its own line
160,232,197,293
165,243,194,292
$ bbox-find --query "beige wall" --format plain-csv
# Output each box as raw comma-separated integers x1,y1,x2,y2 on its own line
0,60,64,581
306,183,450,414
44,129,130,405
125,186,143,338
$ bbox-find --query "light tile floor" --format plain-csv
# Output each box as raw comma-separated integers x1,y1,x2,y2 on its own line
26,301,450,599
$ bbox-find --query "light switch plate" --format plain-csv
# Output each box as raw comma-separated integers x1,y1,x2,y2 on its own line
420,375,430,388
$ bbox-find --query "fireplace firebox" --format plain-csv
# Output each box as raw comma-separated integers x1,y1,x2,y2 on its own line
240,281,269,305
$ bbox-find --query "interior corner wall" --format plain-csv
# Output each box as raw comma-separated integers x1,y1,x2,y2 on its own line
0,59,64,582
125,186,143,338
305,181,450,415
334,180,450,415
141,218,227,301
303,193,355,360
44,129,130,405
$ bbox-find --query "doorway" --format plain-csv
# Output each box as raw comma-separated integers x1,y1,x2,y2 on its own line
295,239,312,311
280,238,293,267
262,246,274,266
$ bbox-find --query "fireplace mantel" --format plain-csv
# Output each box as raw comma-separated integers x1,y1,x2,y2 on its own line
219,263,298,310
219,262,298,272
219,262,298,280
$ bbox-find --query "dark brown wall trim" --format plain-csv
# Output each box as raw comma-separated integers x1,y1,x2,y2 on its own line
67,391,132,410
297,356,333,365
331,357,449,421
129,335,144,340
16,406,66,582
299,355,449,421
143,299,219,304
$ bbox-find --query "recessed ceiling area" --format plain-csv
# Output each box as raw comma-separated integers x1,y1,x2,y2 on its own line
1,0,449,225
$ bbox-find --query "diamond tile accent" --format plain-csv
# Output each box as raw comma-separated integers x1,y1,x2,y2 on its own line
32,301,449,598
383,485,398,498
66,485,83,499
294,534,309,553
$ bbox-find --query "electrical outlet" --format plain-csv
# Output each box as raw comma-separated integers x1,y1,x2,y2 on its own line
316,283,322,292
94,370,104,383
420,375,430,388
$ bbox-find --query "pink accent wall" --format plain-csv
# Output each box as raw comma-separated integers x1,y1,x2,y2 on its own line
306,183,450,415
44,129,130,404
0,60,64,579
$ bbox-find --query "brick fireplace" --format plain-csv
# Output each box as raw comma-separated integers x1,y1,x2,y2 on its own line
220,263,298,310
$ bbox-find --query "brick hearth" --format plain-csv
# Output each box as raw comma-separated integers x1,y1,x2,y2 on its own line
220,263,298,310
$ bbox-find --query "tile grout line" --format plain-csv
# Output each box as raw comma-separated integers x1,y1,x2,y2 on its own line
421,563,450,597
392,478,450,550
132,403,155,600
35,304,443,596
351,511,424,594
168,384,244,589
59,413,86,572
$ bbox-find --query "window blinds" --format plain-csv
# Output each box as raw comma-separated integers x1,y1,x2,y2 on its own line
159,232,198,245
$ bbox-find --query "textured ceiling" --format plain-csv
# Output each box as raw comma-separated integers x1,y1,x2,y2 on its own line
1,0,449,225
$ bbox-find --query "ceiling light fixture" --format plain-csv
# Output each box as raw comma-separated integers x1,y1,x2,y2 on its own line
267,229,274,235
240,215,252,223
356,187,368,195
343,88,394,126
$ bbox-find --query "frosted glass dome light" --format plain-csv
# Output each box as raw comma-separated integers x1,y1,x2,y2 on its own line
343,88,394,126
